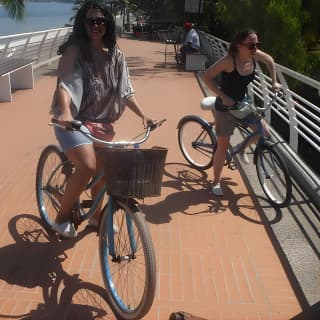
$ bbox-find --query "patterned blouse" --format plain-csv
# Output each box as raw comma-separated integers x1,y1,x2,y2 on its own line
51,46,135,123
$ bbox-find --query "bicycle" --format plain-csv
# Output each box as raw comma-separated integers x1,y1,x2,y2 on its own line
35,119,167,320
177,91,292,207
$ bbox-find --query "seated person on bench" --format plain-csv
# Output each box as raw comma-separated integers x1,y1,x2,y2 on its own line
179,22,200,65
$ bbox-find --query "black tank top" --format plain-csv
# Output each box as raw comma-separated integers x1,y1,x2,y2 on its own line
218,55,256,110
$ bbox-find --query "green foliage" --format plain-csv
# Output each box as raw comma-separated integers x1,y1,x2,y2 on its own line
216,0,309,73
1,0,25,20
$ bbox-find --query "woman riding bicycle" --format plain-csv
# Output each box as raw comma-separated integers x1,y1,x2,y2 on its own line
50,0,155,237
202,29,281,196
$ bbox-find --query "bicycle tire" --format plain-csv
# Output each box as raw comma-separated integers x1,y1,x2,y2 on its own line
177,115,217,170
99,198,156,320
255,144,292,207
36,145,71,229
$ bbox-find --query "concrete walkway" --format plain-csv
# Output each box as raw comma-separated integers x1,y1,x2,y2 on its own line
0,37,315,319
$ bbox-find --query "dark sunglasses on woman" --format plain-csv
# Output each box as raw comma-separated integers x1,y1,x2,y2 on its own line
246,42,261,50
86,17,105,27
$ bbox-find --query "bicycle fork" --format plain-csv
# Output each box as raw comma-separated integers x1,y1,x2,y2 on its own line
106,199,137,262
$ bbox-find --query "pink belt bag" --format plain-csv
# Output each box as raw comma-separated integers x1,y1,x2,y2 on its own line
229,96,256,120
83,121,115,141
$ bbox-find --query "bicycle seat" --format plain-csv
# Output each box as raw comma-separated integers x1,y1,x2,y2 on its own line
200,96,216,110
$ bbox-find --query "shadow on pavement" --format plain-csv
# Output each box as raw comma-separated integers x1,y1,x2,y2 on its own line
0,214,115,319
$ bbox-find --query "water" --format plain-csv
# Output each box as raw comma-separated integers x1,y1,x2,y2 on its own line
0,1,74,36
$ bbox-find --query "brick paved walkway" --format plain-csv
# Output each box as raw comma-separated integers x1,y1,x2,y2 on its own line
0,37,304,319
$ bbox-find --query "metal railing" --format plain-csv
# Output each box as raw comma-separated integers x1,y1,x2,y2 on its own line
0,27,72,69
1,27,319,206
198,30,320,207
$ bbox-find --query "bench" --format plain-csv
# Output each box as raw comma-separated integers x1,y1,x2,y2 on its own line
186,52,207,71
0,58,35,102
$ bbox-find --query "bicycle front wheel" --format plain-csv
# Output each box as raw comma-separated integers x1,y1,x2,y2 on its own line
256,145,292,207
178,115,217,170
99,198,156,320
36,145,71,229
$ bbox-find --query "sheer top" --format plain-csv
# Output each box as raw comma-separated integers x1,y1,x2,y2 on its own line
51,46,135,123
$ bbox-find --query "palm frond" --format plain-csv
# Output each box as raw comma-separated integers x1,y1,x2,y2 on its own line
1,0,25,20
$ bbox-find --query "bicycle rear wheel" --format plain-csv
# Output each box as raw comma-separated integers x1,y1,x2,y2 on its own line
178,115,216,170
99,198,156,320
256,145,292,207
36,145,72,229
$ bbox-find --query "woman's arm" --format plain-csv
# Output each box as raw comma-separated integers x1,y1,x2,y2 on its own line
255,50,281,91
55,45,79,122
202,55,235,107
125,95,154,125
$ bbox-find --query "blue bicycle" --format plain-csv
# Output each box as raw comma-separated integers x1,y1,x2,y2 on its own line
36,119,167,319
177,91,292,207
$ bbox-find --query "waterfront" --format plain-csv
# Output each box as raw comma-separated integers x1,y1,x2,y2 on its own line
0,1,73,36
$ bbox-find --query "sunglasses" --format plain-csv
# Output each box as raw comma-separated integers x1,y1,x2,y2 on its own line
244,42,261,50
86,17,105,27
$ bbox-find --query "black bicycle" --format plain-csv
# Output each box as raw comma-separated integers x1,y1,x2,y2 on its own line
177,91,292,207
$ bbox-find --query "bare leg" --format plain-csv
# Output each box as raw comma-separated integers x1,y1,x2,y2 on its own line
242,118,269,150
212,135,230,185
56,144,96,224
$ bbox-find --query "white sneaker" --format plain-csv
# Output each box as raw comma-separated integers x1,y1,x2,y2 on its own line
52,221,77,238
211,183,224,196
239,152,250,165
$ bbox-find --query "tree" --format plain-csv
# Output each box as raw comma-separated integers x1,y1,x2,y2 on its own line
216,0,307,72
1,0,25,20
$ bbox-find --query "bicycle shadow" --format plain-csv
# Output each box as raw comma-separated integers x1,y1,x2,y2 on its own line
143,162,276,225
0,214,115,319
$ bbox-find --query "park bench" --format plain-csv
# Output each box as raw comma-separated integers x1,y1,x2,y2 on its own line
0,58,35,102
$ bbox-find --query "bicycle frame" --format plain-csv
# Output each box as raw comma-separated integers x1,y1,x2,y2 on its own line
73,169,138,257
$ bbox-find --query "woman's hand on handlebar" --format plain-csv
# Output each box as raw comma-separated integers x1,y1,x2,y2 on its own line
51,118,82,130
272,82,282,92
142,116,166,130
145,118,166,131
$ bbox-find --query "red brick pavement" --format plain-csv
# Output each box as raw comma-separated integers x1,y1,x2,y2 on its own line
0,37,302,319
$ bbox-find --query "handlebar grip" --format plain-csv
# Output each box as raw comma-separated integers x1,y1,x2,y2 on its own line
51,118,82,130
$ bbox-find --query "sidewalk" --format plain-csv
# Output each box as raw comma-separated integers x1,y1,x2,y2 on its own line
0,37,305,319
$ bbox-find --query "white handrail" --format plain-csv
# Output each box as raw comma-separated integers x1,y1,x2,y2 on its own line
0,27,72,67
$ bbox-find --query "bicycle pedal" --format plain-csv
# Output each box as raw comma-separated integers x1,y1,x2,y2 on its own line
71,208,82,227
81,200,93,208
228,161,237,170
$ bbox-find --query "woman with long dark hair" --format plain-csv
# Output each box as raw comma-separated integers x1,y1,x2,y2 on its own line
50,1,155,237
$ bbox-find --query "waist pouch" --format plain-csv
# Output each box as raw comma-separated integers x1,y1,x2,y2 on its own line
229,96,256,119
83,121,115,141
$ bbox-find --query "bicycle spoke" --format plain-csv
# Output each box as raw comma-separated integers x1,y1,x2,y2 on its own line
256,146,291,206
178,117,216,170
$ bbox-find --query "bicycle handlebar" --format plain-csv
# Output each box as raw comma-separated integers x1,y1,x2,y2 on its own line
50,118,166,148
254,89,284,114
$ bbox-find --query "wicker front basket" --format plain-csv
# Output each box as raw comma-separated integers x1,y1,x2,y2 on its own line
103,147,168,199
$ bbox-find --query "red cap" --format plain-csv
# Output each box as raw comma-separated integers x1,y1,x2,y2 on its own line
184,22,192,29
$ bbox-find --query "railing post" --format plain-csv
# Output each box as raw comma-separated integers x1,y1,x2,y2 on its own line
37,32,47,63
277,70,299,152
50,30,60,59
